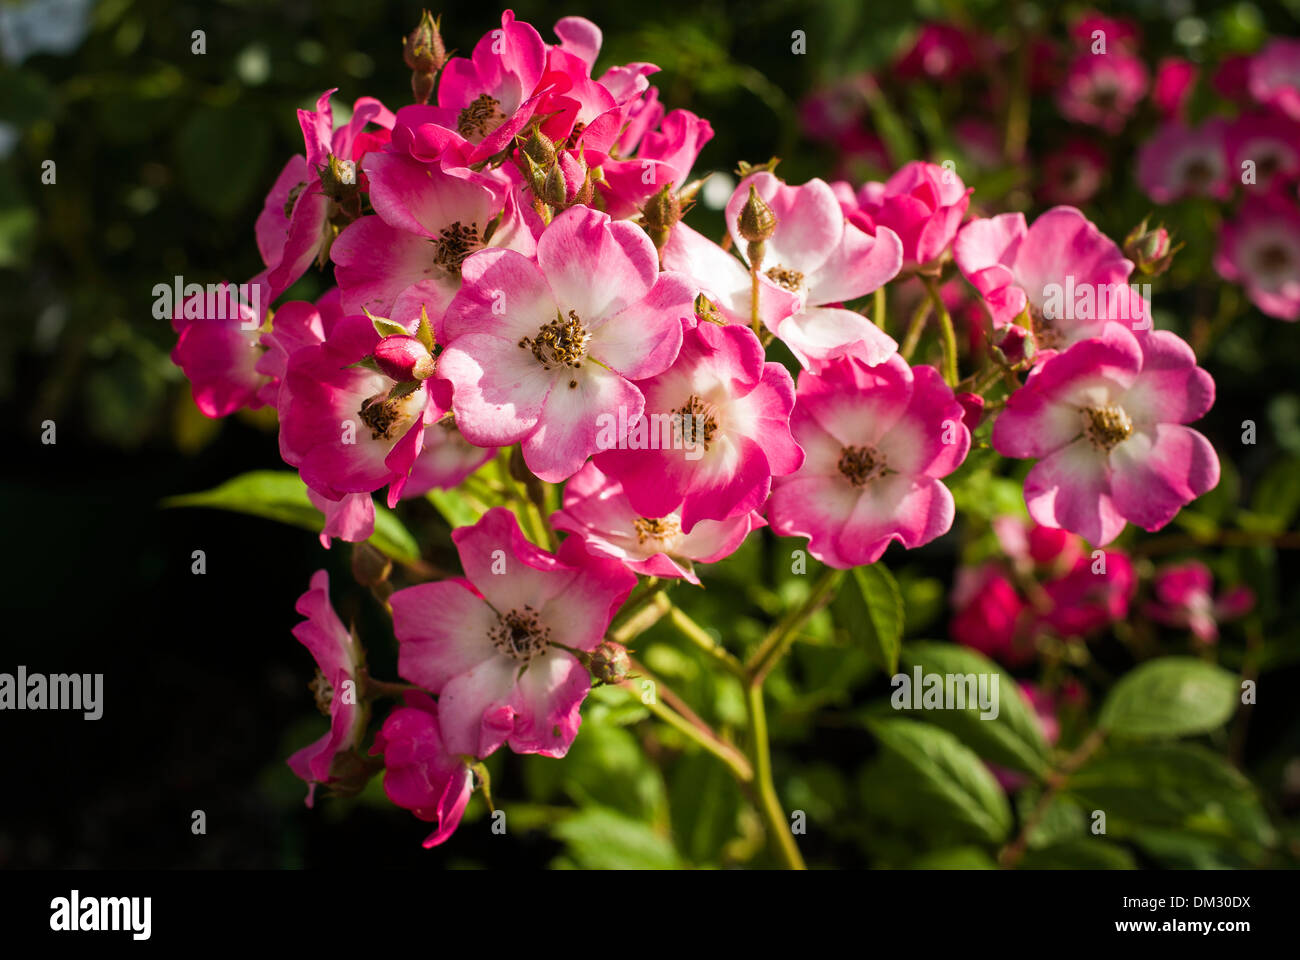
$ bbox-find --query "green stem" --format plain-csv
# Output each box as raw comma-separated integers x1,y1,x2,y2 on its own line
746,683,805,869
609,577,667,633
873,286,887,333
899,298,932,362
620,660,752,784
661,595,746,678
746,568,844,685
999,727,1106,868
923,275,959,387
750,263,762,335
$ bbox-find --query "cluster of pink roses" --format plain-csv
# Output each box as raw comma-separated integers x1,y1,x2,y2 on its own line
802,12,1300,321
171,10,1230,848
1136,37,1300,320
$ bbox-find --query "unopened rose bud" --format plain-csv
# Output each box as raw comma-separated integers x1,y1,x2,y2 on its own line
403,11,446,105
319,155,359,202
642,183,681,254
737,184,776,269
954,392,985,431
541,162,568,207
587,641,631,684
403,10,445,70
1123,218,1181,276
520,128,557,169
373,334,435,381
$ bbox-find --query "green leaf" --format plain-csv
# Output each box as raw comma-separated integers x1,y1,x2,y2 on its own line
1066,742,1275,856
867,717,1012,845
1249,456,1300,532
523,716,667,825
1015,790,1086,849
909,846,998,869
425,487,489,529
551,807,682,869
897,642,1050,776
834,564,904,673
1017,838,1137,870
669,750,743,866
1098,657,1239,738
163,470,420,565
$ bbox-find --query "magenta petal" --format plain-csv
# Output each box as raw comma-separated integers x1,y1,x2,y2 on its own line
1109,424,1219,533
1024,439,1127,546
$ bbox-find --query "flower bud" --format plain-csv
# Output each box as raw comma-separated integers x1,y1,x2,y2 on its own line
403,10,446,73
1123,218,1180,276
737,184,777,243
587,641,631,684
520,128,557,169
642,183,681,254
319,155,359,202
373,334,435,382
737,184,776,269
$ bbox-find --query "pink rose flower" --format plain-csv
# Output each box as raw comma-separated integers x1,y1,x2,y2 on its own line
287,570,364,807
895,23,980,81
992,323,1219,546
1070,13,1140,54
1038,138,1108,207
598,108,714,219
391,507,636,758
720,172,902,368
1056,51,1149,133
1227,113,1300,194
1214,194,1300,321
1144,561,1255,643
1248,38,1300,121
850,161,972,275
256,90,395,301
1136,119,1230,204
954,206,1148,356
769,354,970,568
332,153,534,324
171,280,269,418
416,10,549,163
950,565,1033,665
279,315,434,508
551,461,765,584
1152,57,1198,119
438,205,694,482
594,322,801,531
370,691,473,848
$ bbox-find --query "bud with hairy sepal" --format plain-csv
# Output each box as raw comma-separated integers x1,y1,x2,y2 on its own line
737,184,777,270
373,334,435,381
1123,217,1181,277
586,641,631,685
642,183,681,256
520,128,557,169
403,10,447,105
